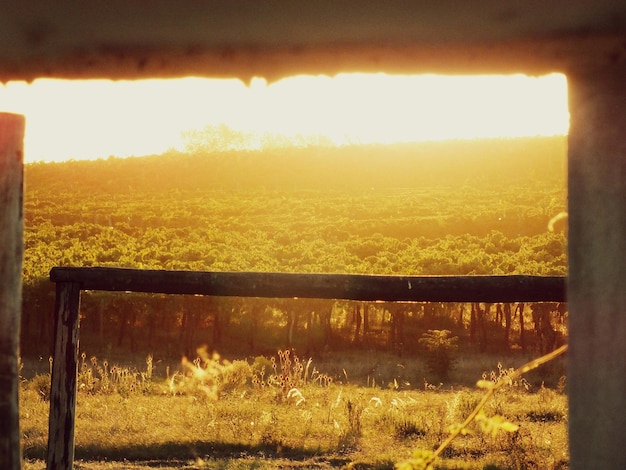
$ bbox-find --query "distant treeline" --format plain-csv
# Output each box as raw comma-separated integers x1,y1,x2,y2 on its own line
26,136,566,194
22,137,568,359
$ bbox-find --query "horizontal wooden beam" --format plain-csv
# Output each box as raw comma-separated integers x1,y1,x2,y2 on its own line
3,2,626,80
50,267,566,303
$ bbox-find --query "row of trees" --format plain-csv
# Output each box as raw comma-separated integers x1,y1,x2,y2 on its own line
25,286,565,361
24,220,565,278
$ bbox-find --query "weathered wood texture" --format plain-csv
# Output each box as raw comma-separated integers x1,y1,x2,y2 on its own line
1,2,626,80
0,113,25,470
50,267,566,302
568,63,626,469
46,282,81,470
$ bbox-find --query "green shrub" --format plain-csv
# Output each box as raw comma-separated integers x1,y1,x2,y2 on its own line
28,373,51,402
176,349,253,399
418,329,458,381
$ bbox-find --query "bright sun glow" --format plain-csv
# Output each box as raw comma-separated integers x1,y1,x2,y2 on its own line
0,73,569,163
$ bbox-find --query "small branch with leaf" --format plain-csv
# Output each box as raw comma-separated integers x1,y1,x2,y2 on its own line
398,344,568,470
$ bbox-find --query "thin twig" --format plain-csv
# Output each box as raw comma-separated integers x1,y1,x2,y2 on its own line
432,344,568,460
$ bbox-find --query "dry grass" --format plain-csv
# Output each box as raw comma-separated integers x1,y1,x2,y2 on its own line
20,349,568,469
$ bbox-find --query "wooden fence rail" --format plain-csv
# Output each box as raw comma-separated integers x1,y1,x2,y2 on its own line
50,266,566,302
46,266,566,470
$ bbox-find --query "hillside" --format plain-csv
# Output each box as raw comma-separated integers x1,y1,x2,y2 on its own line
21,137,568,358
25,136,566,195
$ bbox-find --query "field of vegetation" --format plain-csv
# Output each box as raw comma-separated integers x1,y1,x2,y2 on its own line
21,347,568,469
20,136,568,468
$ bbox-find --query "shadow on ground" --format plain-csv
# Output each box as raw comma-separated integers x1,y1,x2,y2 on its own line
24,441,357,468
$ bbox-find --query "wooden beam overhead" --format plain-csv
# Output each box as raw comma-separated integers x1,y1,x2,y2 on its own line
2,1,626,81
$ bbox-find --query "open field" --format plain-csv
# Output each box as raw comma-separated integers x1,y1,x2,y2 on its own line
20,349,568,469
20,137,569,468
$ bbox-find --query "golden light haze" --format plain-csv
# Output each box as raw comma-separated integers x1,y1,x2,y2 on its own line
0,73,568,163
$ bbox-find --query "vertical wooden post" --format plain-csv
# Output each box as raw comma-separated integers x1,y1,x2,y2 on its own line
568,63,626,469
0,112,25,470
46,282,81,470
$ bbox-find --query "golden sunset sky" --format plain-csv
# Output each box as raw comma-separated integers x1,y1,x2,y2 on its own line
1,73,568,163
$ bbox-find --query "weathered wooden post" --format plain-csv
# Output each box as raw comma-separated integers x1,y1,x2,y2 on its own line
46,282,81,470
568,63,626,469
0,112,25,470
